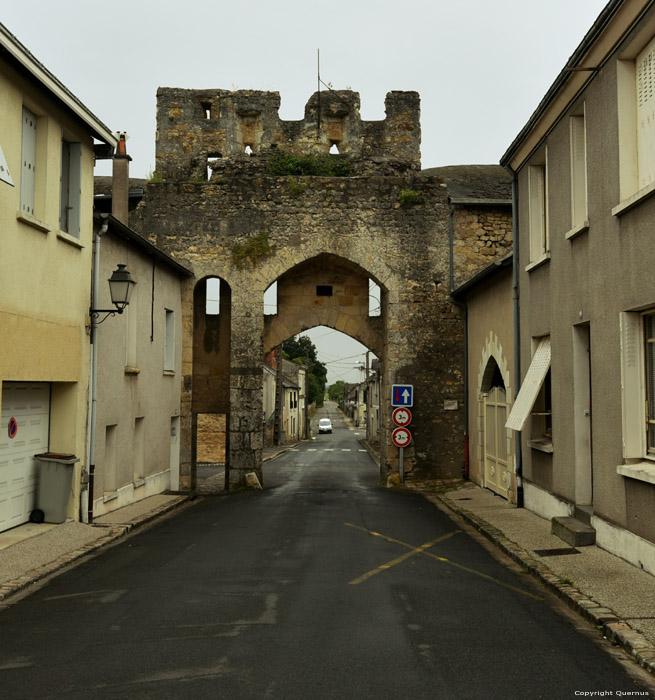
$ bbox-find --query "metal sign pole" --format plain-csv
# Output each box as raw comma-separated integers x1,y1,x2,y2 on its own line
399,446,404,483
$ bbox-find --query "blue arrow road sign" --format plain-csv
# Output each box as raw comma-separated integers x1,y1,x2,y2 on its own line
391,384,413,407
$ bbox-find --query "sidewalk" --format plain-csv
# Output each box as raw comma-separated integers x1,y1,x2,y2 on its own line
415,480,655,675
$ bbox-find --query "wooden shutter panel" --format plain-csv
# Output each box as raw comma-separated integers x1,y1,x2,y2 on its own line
620,312,645,459
637,37,655,189
68,143,82,237
506,337,551,431
570,115,587,227
20,108,36,216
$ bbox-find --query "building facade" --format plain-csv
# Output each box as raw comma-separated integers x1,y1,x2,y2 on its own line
0,23,115,532
502,0,655,572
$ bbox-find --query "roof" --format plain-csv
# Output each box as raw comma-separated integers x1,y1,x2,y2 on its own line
451,253,514,299
95,213,193,278
94,176,147,199
0,22,115,146
500,0,627,169
420,165,512,203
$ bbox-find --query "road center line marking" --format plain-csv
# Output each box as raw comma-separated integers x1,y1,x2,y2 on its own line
345,523,542,600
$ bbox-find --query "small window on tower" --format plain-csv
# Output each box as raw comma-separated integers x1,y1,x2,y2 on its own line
316,285,333,297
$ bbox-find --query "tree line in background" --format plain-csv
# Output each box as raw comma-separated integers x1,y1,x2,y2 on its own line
282,336,326,407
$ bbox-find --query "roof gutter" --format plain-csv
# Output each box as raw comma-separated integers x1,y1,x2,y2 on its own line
0,22,116,146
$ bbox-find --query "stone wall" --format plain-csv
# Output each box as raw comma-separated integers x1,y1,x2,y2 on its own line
134,89,511,489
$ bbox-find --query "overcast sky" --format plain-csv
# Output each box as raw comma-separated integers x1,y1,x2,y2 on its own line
4,0,609,384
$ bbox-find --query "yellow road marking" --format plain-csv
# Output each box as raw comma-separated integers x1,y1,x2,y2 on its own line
345,523,542,600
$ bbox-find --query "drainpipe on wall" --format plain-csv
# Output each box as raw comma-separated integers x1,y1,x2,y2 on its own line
449,202,469,479
84,213,109,523
506,165,523,508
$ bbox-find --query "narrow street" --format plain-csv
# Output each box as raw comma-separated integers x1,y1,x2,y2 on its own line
0,404,651,699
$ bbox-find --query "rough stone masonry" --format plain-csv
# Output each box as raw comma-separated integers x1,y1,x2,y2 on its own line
132,88,510,489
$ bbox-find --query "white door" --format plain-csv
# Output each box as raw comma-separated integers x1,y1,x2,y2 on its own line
0,383,50,532
483,386,510,499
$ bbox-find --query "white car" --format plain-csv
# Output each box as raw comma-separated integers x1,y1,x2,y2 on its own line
318,418,333,434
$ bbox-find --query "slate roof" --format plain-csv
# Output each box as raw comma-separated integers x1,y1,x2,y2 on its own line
420,164,512,203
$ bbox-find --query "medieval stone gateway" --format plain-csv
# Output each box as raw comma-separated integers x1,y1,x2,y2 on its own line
133,88,511,489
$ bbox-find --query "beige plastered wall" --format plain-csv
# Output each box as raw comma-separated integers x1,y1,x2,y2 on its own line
92,233,184,515
463,266,515,498
0,60,96,522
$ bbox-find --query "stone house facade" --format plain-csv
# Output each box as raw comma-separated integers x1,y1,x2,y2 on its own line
501,0,655,573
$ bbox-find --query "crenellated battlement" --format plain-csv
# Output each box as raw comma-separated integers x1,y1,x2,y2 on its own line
154,88,421,180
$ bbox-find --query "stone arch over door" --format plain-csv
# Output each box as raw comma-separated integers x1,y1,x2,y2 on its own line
477,333,513,500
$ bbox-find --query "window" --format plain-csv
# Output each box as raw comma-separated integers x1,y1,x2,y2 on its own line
20,107,37,216
125,285,138,370
616,36,655,208
164,309,175,372
619,310,655,460
527,153,548,264
506,337,552,450
569,111,588,231
647,313,655,455
60,139,82,237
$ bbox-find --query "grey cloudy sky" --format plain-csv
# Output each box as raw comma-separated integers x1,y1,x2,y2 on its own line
4,0,608,384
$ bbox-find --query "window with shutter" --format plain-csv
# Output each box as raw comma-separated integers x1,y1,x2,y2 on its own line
528,160,548,262
20,107,37,216
646,313,655,455
506,337,551,432
637,38,655,190
570,113,588,228
60,140,82,237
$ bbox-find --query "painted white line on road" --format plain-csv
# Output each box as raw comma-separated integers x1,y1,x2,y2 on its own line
308,448,317,452
359,449,367,452
324,449,334,452
341,449,351,452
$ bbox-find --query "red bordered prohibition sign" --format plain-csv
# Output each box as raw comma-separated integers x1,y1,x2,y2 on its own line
8,417,18,439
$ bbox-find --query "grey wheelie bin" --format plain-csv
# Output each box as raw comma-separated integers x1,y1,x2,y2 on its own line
31,453,79,523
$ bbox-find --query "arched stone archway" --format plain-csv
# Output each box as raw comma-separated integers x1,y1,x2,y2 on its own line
133,88,511,490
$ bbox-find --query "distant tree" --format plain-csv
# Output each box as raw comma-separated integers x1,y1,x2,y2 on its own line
282,335,326,407
328,380,346,402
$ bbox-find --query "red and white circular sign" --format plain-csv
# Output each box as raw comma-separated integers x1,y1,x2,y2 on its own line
392,407,412,427
392,427,412,448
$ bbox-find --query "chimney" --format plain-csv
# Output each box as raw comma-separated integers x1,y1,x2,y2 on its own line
112,132,131,224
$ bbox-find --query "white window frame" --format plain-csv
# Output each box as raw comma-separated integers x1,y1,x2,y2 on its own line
60,138,82,237
527,152,549,267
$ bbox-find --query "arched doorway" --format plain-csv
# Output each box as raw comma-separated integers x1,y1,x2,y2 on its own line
480,357,511,498
192,276,231,490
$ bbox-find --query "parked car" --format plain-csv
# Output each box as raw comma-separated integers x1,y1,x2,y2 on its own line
318,418,333,434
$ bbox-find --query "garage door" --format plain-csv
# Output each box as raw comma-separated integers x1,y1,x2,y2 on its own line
0,383,50,532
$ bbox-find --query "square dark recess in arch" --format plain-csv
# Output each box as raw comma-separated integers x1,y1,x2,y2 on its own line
316,285,333,297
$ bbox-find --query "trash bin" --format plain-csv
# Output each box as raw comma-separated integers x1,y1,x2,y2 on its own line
31,453,80,524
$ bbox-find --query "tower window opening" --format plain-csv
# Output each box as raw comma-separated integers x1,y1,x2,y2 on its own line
316,285,333,297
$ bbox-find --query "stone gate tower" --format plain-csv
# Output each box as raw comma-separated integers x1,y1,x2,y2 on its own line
133,87,510,489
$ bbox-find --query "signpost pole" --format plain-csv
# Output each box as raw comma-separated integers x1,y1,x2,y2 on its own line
399,446,404,483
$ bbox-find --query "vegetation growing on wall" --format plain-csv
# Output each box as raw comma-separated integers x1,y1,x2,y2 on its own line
231,231,274,269
398,188,422,207
267,150,352,177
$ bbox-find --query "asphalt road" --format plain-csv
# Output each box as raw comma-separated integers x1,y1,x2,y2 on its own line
1,403,653,699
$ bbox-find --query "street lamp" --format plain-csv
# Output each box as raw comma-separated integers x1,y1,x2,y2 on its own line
90,264,136,323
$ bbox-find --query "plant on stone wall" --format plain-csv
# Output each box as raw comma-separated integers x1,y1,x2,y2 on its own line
267,150,352,177
147,169,163,183
287,177,307,197
398,188,422,207
231,231,274,269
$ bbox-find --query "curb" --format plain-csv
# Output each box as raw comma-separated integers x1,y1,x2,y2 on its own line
427,491,655,675
0,495,192,603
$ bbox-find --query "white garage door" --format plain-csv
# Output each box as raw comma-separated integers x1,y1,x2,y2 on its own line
0,383,50,532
